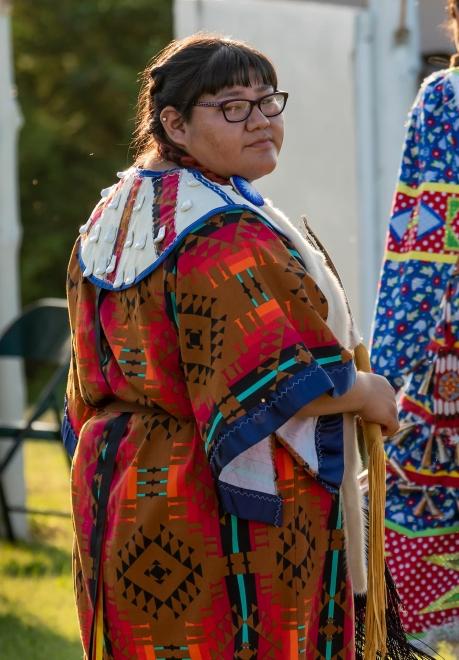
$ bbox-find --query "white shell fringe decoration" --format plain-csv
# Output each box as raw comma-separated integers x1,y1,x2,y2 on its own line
133,195,145,212
134,234,147,250
124,230,134,248
79,220,91,235
113,271,124,288
123,267,136,285
153,226,166,244
105,254,117,274
83,259,95,277
107,193,121,209
89,224,101,243
104,226,117,243
95,264,106,276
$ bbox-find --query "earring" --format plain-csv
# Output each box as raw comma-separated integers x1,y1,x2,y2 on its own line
162,117,167,122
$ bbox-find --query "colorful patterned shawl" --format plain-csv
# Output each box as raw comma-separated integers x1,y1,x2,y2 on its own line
371,68,459,643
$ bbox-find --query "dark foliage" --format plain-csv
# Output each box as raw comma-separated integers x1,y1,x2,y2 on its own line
12,0,172,304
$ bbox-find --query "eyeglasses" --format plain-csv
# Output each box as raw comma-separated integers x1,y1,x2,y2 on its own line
193,91,289,123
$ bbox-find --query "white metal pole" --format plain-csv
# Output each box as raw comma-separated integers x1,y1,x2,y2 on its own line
0,0,27,539
355,0,420,340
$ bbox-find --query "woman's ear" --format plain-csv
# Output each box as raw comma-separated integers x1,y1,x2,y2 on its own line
160,106,187,149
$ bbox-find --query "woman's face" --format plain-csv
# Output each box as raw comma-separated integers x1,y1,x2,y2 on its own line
179,78,284,181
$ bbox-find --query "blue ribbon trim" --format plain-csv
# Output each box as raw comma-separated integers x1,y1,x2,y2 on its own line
210,360,355,477
62,398,78,457
212,360,355,525
315,413,344,488
218,482,283,526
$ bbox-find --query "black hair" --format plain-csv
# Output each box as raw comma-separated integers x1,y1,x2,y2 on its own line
132,33,277,164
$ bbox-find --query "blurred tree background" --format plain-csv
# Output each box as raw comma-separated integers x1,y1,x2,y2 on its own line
12,0,172,305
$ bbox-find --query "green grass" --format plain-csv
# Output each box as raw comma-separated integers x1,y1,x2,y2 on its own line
0,440,82,660
0,441,456,659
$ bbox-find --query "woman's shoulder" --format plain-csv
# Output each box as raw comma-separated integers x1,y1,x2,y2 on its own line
74,167,278,291
416,66,459,107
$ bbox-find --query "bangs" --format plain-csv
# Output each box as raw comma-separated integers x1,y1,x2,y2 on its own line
184,44,277,108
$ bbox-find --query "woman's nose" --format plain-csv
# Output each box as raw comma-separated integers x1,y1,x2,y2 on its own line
246,105,270,130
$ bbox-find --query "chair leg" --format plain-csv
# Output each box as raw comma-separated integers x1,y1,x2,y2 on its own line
0,478,15,541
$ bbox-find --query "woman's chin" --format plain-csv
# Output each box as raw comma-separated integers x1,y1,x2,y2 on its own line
241,158,278,182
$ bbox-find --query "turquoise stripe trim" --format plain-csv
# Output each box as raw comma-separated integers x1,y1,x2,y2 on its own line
137,492,166,497
236,271,259,305
236,357,297,402
237,371,276,400
170,292,178,327
119,360,147,365
316,355,342,366
205,411,223,450
231,515,240,552
279,357,298,370
325,505,342,660
237,574,250,644
328,549,339,614
206,356,303,450
231,516,249,645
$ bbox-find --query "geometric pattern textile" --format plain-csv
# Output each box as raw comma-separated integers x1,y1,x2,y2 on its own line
371,67,459,639
65,177,356,658
386,524,459,635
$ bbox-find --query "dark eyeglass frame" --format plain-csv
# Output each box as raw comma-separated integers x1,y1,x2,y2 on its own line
193,91,289,123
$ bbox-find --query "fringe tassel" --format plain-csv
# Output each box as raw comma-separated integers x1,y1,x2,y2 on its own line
354,343,388,658
354,564,436,659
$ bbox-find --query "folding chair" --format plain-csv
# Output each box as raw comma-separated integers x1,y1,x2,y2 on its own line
0,298,71,541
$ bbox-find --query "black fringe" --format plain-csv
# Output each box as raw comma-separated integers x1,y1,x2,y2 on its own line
354,563,436,659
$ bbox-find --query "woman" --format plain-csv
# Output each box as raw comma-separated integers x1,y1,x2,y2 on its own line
64,34,399,659
371,1,459,652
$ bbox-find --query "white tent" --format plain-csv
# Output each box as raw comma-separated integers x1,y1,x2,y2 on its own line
0,0,27,539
